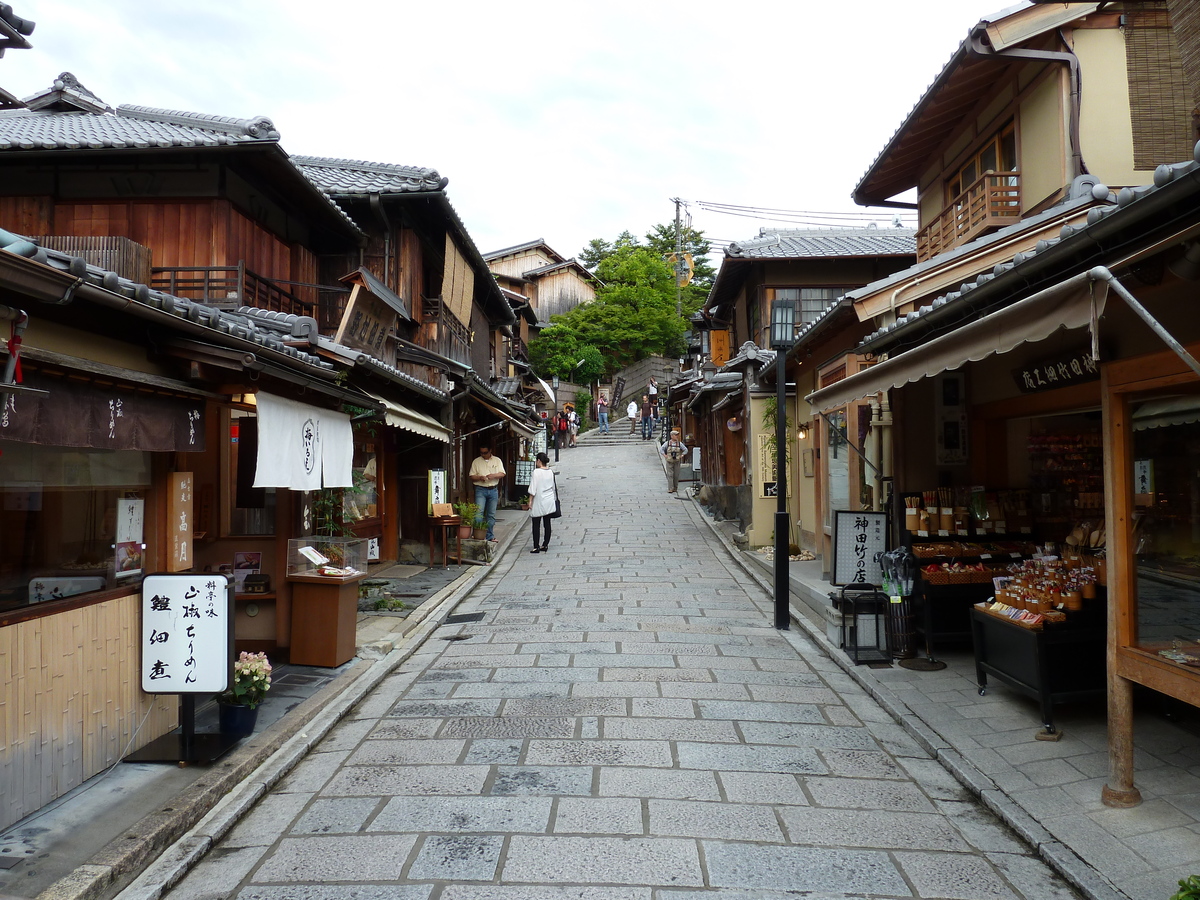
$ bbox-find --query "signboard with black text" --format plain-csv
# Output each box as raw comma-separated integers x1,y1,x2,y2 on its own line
141,573,230,693
831,510,887,586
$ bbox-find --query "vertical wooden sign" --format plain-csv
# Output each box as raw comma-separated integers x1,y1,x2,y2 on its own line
169,472,194,572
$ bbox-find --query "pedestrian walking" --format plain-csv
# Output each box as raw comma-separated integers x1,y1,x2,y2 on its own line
555,410,570,449
527,451,558,553
568,407,579,447
597,393,610,434
640,393,654,440
659,428,689,493
467,443,505,541
627,398,638,434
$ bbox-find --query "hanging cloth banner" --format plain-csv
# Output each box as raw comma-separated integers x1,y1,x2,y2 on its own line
253,392,353,490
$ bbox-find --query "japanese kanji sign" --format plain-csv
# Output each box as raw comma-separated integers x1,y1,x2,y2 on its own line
141,573,230,693
168,472,193,572
831,510,887,587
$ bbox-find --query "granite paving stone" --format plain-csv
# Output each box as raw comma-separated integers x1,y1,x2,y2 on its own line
157,443,1085,900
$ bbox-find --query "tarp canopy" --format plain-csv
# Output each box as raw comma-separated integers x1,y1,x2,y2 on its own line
807,272,1108,413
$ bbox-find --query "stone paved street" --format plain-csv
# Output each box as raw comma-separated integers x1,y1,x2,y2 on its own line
161,440,1081,899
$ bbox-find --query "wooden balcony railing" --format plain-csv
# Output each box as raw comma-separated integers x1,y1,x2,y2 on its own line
150,263,313,317
419,296,471,367
917,172,1021,262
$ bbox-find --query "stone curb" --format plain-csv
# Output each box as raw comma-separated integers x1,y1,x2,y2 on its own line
38,526,520,900
685,494,1132,900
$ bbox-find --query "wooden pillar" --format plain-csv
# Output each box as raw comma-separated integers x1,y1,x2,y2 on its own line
1103,673,1142,806
1100,368,1141,807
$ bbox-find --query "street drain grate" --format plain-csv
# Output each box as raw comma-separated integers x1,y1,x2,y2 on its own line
441,634,472,641
444,612,485,624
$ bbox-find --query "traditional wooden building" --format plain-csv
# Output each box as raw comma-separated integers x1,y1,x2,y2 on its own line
802,1,1200,806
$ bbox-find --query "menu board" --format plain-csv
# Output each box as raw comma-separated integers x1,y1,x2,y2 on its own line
141,573,230,693
831,510,887,586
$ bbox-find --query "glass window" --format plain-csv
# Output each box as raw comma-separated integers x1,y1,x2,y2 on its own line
825,410,850,528
229,409,275,535
343,441,379,524
0,440,151,609
1129,404,1200,658
767,287,841,328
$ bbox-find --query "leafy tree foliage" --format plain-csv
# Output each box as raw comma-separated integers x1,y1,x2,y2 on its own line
529,221,714,378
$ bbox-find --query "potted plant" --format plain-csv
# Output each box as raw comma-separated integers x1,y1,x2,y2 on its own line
453,500,479,539
215,651,272,737
519,493,531,511
472,515,488,540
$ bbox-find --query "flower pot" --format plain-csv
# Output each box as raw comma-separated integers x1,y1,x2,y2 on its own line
457,524,473,539
218,702,258,737
472,527,487,540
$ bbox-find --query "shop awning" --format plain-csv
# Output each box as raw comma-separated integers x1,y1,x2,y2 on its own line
1133,396,1200,431
366,391,450,443
253,392,353,490
477,397,540,438
807,272,1108,413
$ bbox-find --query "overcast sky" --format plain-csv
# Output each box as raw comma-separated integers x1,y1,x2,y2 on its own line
2,1,1016,261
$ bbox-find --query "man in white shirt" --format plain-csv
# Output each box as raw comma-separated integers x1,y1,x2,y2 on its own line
468,444,506,541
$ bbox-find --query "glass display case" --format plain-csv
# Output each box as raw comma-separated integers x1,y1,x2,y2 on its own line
286,537,366,580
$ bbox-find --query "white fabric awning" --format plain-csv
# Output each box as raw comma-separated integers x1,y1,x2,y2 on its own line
807,272,1108,413
1133,396,1200,431
478,398,540,437
253,392,353,490
367,392,451,443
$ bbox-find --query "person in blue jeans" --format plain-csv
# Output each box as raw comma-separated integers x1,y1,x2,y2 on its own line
468,444,506,541
597,393,610,434
640,394,654,440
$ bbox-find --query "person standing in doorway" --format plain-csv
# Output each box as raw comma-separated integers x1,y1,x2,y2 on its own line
527,452,558,553
597,393,609,434
659,428,689,493
640,394,654,441
627,399,639,434
468,444,505,541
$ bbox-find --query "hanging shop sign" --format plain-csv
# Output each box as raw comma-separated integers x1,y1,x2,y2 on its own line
0,369,205,451
141,573,230,693
1011,347,1099,394
831,510,887,587
252,392,353,491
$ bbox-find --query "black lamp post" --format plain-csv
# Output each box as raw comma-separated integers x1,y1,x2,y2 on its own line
770,298,797,630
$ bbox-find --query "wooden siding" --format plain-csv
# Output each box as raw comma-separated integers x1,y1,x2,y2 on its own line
0,593,178,832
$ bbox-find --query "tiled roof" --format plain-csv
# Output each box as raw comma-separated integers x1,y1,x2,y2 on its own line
482,238,564,262
0,4,34,54
492,375,522,398
725,227,916,259
1,75,282,149
294,156,447,195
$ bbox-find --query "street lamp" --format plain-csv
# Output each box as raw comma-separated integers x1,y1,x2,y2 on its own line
769,298,798,630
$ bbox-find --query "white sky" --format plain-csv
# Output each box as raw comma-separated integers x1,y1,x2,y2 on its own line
1,1,1015,261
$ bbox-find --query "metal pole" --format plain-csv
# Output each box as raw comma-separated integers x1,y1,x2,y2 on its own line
552,376,560,463
674,198,683,317
774,349,790,630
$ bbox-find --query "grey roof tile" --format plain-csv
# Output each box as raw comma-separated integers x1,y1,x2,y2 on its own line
725,227,916,260
294,155,447,195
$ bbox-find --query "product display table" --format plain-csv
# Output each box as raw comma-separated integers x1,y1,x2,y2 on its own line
427,515,463,568
287,572,365,667
970,603,1105,735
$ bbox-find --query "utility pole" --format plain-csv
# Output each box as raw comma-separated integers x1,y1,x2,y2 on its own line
672,197,683,316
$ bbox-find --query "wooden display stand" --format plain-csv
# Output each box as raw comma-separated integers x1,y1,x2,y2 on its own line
287,573,365,667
